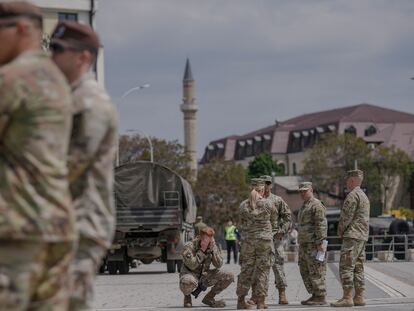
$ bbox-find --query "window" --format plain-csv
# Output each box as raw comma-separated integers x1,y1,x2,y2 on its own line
365,125,377,137
58,12,78,21
344,125,357,136
292,162,297,175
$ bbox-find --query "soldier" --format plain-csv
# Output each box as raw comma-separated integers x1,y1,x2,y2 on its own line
331,169,370,307
247,175,291,306
194,215,207,236
179,226,234,308
224,219,238,264
50,21,118,310
236,178,277,309
297,182,328,305
0,2,75,310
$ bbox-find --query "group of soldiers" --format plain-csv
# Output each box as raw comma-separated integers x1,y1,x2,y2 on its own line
0,2,117,310
179,170,370,309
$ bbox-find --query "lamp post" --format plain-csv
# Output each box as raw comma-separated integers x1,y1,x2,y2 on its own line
116,83,150,166
126,129,154,163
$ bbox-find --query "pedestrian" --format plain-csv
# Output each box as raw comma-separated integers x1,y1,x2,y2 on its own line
247,175,292,306
331,169,370,307
179,226,234,308
194,215,207,236
0,2,75,309
50,20,118,310
236,178,277,309
297,182,328,305
224,219,238,264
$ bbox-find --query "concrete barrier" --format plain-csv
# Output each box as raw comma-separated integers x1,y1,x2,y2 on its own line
407,249,414,261
377,250,394,262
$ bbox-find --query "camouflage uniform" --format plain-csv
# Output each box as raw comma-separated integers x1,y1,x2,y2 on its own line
67,72,118,310
0,50,75,310
298,197,327,297
179,238,234,297
236,198,277,298
337,186,370,290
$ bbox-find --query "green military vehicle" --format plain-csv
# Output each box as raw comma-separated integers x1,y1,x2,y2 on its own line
105,161,197,274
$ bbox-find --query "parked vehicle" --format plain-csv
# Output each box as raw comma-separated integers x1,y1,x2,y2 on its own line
105,161,197,274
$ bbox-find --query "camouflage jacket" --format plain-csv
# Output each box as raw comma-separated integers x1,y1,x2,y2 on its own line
239,197,277,241
68,73,118,249
266,193,292,236
0,51,75,242
181,238,223,276
338,186,370,241
298,197,327,244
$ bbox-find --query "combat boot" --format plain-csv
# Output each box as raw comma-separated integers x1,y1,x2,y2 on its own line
277,287,288,305
202,291,226,308
184,295,192,308
237,296,254,309
300,294,314,305
353,288,366,306
330,288,354,307
306,295,326,305
246,295,257,306
255,296,267,309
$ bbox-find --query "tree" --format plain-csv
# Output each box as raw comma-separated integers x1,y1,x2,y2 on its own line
247,153,283,179
118,134,191,180
195,160,249,231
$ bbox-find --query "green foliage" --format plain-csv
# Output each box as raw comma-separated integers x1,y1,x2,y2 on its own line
247,153,283,179
195,160,249,230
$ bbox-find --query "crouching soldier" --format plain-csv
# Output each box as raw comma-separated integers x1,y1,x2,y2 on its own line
179,226,234,308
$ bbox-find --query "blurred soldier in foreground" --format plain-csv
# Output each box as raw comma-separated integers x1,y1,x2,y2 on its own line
331,170,370,307
236,178,277,309
50,21,118,310
194,215,207,236
297,182,327,305
0,2,75,309
248,175,291,306
179,226,234,308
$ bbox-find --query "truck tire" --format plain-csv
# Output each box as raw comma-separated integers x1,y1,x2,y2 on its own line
176,260,183,272
107,261,118,275
167,260,176,273
118,260,129,275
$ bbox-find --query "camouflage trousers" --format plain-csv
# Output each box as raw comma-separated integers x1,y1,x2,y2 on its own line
69,238,106,311
0,240,74,311
236,239,274,297
179,269,234,296
339,238,366,290
251,239,287,295
298,243,326,296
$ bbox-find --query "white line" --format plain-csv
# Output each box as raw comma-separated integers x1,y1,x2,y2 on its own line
365,273,403,297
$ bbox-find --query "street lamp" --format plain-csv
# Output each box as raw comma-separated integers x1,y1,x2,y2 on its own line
126,129,154,163
116,83,150,166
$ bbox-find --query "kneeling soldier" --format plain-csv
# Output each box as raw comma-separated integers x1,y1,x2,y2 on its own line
180,226,234,308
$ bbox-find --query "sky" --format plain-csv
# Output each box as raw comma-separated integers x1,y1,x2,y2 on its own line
97,0,414,157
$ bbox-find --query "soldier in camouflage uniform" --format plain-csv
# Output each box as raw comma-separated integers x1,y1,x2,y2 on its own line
180,226,234,308
0,2,75,310
297,182,328,305
331,169,370,308
50,21,118,310
236,178,277,309
248,175,291,306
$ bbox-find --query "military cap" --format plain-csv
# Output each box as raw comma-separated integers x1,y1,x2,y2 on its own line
50,20,100,53
298,182,312,191
346,169,364,179
0,1,42,23
196,216,203,221
250,178,265,187
260,175,273,183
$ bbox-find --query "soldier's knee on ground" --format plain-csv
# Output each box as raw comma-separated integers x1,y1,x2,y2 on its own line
180,275,198,296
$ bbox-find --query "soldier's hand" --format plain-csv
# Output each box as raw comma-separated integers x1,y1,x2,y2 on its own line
275,233,284,240
316,243,324,252
209,238,216,250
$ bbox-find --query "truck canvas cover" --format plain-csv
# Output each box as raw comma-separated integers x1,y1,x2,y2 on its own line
114,161,197,231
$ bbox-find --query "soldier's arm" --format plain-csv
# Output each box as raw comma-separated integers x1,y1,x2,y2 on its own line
278,199,292,234
337,195,357,237
270,203,278,236
210,243,223,268
0,74,19,141
313,202,327,244
182,243,207,271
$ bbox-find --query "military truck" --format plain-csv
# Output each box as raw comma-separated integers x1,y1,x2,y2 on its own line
106,161,197,274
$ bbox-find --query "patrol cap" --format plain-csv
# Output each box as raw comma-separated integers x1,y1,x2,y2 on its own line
0,1,42,25
260,175,272,184
50,20,100,54
346,169,364,179
250,178,265,187
298,182,312,191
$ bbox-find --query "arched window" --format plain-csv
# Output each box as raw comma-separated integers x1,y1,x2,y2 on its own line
278,163,286,176
344,125,357,136
365,125,377,137
292,162,297,175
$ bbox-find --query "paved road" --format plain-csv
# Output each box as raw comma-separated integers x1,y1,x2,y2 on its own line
94,261,414,311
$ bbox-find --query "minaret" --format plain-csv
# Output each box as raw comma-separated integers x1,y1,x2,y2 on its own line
181,58,198,181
